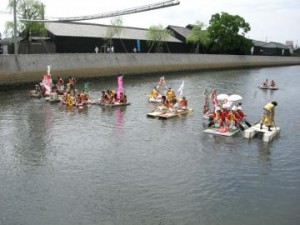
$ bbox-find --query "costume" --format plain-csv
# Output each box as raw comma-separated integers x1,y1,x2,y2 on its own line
261,102,276,129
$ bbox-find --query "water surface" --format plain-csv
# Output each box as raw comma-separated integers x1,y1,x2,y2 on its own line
0,66,300,225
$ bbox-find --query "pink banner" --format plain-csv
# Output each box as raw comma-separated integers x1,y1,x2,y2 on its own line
117,75,123,99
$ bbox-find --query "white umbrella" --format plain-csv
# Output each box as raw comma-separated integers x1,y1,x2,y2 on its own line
217,94,229,101
228,94,243,102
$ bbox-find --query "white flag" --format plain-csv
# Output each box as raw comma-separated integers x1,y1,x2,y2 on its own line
177,81,184,97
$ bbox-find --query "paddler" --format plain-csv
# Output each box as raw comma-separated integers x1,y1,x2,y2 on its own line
260,101,278,131
166,87,175,100
150,87,159,99
180,96,188,109
226,106,237,128
213,106,226,127
235,106,245,123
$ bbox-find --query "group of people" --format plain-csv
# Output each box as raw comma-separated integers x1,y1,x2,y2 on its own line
154,86,188,112
261,79,276,88
55,76,93,107
208,100,278,132
31,75,93,108
159,95,188,111
100,90,127,104
209,103,246,129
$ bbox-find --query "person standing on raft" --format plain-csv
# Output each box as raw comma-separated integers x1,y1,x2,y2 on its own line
260,101,278,131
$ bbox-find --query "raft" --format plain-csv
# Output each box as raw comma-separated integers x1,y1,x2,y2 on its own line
204,126,240,136
98,102,130,107
244,123,280,142
147,108,192,119
147,111,165,118
148,97,162,103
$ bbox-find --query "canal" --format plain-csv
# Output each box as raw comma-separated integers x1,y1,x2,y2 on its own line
0,65,299,225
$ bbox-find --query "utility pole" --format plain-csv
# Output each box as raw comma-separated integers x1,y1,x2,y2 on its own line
13,0,18,54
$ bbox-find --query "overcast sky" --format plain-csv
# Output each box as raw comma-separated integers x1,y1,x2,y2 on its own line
1,0,299,46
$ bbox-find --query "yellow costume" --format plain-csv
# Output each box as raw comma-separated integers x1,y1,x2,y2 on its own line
151,88,158,98
166,89,174,100
260,102,277,130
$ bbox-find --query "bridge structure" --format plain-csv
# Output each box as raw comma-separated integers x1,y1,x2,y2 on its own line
20,0,180,22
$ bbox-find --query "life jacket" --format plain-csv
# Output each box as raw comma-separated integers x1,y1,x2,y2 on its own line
227,112,235,121
181,99,187,107
151,89,158,97
166,90,174,100
235,111,245,120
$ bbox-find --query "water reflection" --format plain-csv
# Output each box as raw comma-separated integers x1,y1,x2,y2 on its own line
116,107,124,132
257,141,272,171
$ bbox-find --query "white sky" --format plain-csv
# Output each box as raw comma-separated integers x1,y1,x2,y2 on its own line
1,0,300,46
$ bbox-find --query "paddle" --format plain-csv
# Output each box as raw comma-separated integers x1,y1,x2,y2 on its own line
235,113,252,128
235,120,245,131
243,119,252,127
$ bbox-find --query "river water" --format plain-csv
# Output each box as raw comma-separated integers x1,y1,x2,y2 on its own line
0,65,300,225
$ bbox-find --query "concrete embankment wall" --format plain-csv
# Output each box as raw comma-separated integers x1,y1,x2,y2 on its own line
1,53,300,86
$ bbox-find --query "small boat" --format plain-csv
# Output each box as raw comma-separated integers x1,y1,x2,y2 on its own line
204,125,241,136
258,85,279,90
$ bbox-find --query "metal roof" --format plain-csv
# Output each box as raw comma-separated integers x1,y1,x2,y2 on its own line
45,22,182,43
252,40,268,47
252,40,289,49
264,42,289,49
167,25,192,39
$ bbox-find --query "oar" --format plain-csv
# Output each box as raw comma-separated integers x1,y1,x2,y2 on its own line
235,120,245,131
235,113,252,128
244,119,252,127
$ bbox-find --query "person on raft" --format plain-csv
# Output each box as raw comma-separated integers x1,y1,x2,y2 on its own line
260,101,278,131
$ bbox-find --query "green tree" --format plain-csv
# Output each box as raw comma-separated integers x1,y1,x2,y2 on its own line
5,0,46,38
105,17,128,52
146,24,173,53
207,12,252,55
186,21,210,53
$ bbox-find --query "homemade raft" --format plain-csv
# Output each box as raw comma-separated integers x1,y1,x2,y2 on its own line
98,102,130,107
147,108,192,119
204,126,240,136
244,123,280,142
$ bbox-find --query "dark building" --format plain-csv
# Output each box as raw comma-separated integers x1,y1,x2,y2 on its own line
252,40,290,56
166,25,193,53
1,22,293,56
44,22,185,54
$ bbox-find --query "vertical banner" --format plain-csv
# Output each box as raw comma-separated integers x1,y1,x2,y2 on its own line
136,39,141,52
117,75,123,99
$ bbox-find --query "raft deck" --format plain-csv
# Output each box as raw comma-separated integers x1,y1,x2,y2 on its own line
244,124,280,142
204,126,240,136
98,102,130,107
147,108,192,119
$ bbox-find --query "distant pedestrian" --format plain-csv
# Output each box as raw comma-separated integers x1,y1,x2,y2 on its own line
95,46,99,53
